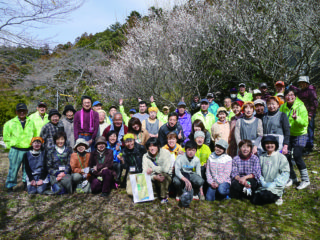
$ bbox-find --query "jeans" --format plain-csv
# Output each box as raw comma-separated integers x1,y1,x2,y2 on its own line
27,183,48,194
78,134,95,152
206,182,230,201
173,172,204,195
306,114,315,149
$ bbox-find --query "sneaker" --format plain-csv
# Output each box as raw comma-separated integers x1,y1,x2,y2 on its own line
275,197,283,206
296,181,310,190
176,196,180,201
193,195,199,201
285,178,298,188
160,198,169,204
199,195,205,201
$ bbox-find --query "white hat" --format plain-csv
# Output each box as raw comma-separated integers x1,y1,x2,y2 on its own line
298,76,310,84
254,99,266,107
253,89,261,95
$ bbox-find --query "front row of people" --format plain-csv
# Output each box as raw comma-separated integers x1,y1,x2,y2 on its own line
24,131,289,206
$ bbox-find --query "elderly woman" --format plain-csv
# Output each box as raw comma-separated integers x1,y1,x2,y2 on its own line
235,101,263,155
88,136,115,197
24,137,49,194
230,140,261,199
188,119,211,147
206,139,232,201
47,131,73,194
142,107,163,138
252,136,289,205
70,138,91,193
97,109,108,137
143,137,172,204
61,105,76,148
280,89,310,190
128,117,150,146
211,107,230,144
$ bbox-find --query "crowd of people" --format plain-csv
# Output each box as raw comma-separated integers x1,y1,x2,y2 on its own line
3,76,318,206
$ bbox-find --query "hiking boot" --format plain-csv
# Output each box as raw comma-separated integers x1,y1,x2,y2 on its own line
275,197,283,206
176,196,180,201
296,181,310,190
285,178,298,188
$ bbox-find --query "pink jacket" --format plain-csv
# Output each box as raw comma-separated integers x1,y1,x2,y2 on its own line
206,153,232,185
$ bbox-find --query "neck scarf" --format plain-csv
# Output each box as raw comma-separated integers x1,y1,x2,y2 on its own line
55,145,65,154
81,108,94,133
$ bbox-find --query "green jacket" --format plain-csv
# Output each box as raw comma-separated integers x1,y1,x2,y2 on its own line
228,110,235,121
151,102,168,123
279,97,308,136
237,92,253,102
3,116,36,149
28,112,49,137
191,111,216,134
119,105,130,126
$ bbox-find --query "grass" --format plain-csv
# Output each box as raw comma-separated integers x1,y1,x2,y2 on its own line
0,136,320,238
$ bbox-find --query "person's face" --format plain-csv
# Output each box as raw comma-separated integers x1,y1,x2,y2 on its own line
239,86,246,93
139,103,147,114
98,112,106,123
132,124,140,131
108,133,117,145
113,114,123,128
167,136,177,148
267,99,279,112
265,142,276,153
194,126,201,132
125,139,134,149
232,105,241,115
37,105,47,115
93,105,102,111
253,94,261,100
207,97,213,103
298,82,308,90
149,111,157,120
186,148,197,158
50,114,60,125
163,109,169,115
230,92,237,99
178,106,185,115
240,144,251,157
255,104,264,115
97,143,106,152
195,136,204,146
32,140,42,151
168,116,177,127
218,112,227,121
16,109,27,120
82,99,92,111
200,102,209,111
148,144,159,156
215,145,225,156
194,97,199,102
109,108,117,117
77,144,86,153
285,91,296,105
244,106,254,117
224,99,231,109
275,85,284,93
56,136,65,148
260,87,267,94
65,110,74,120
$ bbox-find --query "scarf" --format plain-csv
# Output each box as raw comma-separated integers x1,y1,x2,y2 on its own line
30,149,41,156
55,145,65,154
97,149,105,157
110,123,125,143
80,108,94,133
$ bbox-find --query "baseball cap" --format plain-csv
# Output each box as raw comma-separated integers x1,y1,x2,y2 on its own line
92,101,102,107
253,89,261,95
206,93,214,98
37,101,47,107
129,108,137,113
254,99,266,107
177,101,186,107
163,106,170,110
16,103,28,111
230,87,238,92
200,99,209,104
239,83,246,87
259,83,268,88
275,81,285,86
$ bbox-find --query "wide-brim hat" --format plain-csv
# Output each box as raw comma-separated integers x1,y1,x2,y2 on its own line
48,109,61,120
63,105,76,115
95,136,107,147
216,107,228,117
261,135,279,151
298,76,310,84
74,138,89,151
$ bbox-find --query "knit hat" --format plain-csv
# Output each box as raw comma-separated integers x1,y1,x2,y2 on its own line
216,107,228,117
194,131,205,139
298,76,310,84
261,135,279,151
123,133,135,142
30,137,44,145
63,105,76,115
215,139,229,150
95,136,107,147
48,109,61,120
16,103,28,111
148,106,158,113
254,99,266,107
73,138,89,151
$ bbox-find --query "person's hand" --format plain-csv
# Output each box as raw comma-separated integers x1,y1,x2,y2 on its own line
116,142,121,151
117,154,124,164
252,146,258,155
138,97,142,102
282,145,288,155
56,176,62,181
147,168,153,175
119,98,123,105
81,169,84,173
308,116,312,122
57,172,66,178
181,97,185,102
93,166,97,171
156,174,165,182
211,182,218,189
30,180,36,186
150,96,154,103
292,110,297,120
178,130,182,139
239,176,247,186
149,134,157,138
101,167,108,171
178,150,184,155
244,181,251,188
37,179,43,186
183,177,192,191
87,139,93,146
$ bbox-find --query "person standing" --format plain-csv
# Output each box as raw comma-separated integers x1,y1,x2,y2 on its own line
207,93,219,117
3,103,36,192
274,81,285,96
259,83,271,102
74,95,99,152
103,113,128,146
29,101,49,136
237,83,253,102
191,99,216,134
176,101,192,144
150,96,169,124
61,105,76,148
132,100,149,122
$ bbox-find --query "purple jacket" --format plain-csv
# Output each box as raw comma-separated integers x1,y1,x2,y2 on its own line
291,85,318,117
176,109,192,143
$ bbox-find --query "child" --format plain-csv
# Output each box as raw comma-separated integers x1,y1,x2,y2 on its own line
211,107,230,144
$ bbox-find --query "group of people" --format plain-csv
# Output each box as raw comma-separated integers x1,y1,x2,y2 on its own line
3,76,317,206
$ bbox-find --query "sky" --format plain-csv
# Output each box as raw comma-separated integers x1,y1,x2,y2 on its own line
30,0,179,48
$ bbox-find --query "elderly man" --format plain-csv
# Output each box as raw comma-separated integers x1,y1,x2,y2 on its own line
3,103,36,192
103,113,128,146
74,95,100,152
29,101,49,136
237,83,253,102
